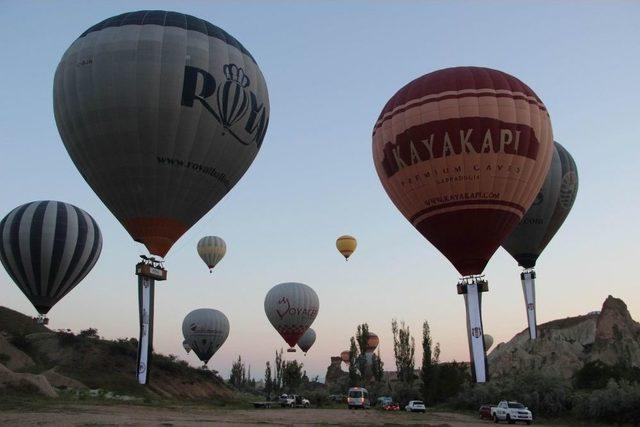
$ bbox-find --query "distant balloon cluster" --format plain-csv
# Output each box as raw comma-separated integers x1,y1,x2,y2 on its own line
0,11,578,386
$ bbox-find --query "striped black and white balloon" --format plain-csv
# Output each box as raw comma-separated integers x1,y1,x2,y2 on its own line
0,201,102,315
197,236,226,273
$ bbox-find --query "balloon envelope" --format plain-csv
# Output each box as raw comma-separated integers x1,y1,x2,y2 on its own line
502,142,578,268
182,340,192,354
0,201,102,315
264,282,319,348
366,332,379,353
372,67,554,275
297,328,316,353
182,308,230,365
336,235,357,260
483,334,494,350
53,11,269,258
197,236,227,272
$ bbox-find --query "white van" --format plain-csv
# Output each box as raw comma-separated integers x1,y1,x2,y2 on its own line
347,387,370,409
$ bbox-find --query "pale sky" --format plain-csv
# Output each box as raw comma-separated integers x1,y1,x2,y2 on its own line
1,0,639,380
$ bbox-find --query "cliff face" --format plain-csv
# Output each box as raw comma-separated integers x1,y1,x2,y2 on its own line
325,356,347,385
488,296,640,380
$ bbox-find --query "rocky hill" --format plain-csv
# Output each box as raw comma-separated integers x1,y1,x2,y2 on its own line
488,296,640,380
0,305,238,401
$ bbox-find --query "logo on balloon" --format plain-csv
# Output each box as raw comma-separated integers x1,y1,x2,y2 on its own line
275,296,318,320
181,64,268,148
471,327,482,338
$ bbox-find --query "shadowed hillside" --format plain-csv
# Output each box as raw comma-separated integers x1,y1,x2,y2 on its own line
0,305,238,402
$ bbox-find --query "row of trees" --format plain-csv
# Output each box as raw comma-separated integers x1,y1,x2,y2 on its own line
347,323,385,387
263,348,309,399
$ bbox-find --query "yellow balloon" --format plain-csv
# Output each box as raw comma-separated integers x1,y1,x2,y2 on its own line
336,235,357,260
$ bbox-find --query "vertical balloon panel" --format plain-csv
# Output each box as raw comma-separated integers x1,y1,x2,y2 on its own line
136,276,154,384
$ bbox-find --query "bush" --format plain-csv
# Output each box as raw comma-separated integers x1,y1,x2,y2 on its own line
56,330,81,347
574,361,640,390
79,328,99,339
572,379,640,424
9,335,32,353
392,380,422,406
449,370,570,417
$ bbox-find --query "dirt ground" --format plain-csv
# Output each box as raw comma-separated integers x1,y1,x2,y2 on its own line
0,405,517,426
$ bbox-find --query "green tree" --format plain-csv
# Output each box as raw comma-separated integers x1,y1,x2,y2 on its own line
356,323,370,384
229,355,245,389
372,349,385,382
282,360,304,393
420,321,437,404
264,361,273,400
348,337,360,387
274,348,284,393
392,319,416,383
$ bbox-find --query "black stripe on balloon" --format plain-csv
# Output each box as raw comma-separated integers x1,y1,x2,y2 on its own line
57,206,87,299
47,202,67,295
67,214,102,292
29,201,48,296
0,214,24,292
8,204,31,295
78,11,256,64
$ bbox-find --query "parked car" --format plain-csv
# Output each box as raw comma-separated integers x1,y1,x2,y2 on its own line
405,400,426,413
278,394,310,408
383,403,400,411
328,394,345,402
376,396,393,407
347,387,370,409
479,405,494,420
491,401,532,424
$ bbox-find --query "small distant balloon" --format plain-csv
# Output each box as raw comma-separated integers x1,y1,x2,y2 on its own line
297,328,316,354
197,236,227,273
182,308,230,366
366,333,379,353
264,282,319,350
336,235,357,261
483,334,494,350
182,340,192,354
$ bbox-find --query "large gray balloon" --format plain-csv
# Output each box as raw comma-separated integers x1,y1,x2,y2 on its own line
182,308,229,365
502,142,579,268
0,201,102,315
53,11,269,258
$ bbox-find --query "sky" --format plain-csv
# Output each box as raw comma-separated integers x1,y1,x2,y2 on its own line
1,0,639,381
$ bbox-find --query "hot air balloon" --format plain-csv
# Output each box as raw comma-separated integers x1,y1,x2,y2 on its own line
483,334,494,351
297,328,316,355
340,350,351,365
197,236,227,273
53,10,269,384
372,67,554,382
366,333,379,353
264,282,319,352
182,308,230,366
336,235,357,261
502,142,578,339
182,340,192,354
0,201,102,324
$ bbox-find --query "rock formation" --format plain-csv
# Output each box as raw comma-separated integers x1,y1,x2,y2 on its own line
488,296,640,380
325,356,347,385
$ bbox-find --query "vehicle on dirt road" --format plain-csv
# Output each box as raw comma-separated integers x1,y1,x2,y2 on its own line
491,401,532,424
383,403,400,411
479,405,494,420
376,396,393,407
405,400,426,413
347,387,370,409
278,394,310,408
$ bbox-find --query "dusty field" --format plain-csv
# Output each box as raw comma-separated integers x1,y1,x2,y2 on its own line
0,405,509,426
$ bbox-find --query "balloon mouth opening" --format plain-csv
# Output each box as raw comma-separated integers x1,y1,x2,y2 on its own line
123,217,189,258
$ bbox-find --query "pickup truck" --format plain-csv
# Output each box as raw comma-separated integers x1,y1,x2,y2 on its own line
491,401,532,424
278,394,310,408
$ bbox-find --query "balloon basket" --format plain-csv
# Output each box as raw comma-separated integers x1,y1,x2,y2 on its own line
287,348,296,353
33,315,49,325
520,268,537,340
457,275,489,383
